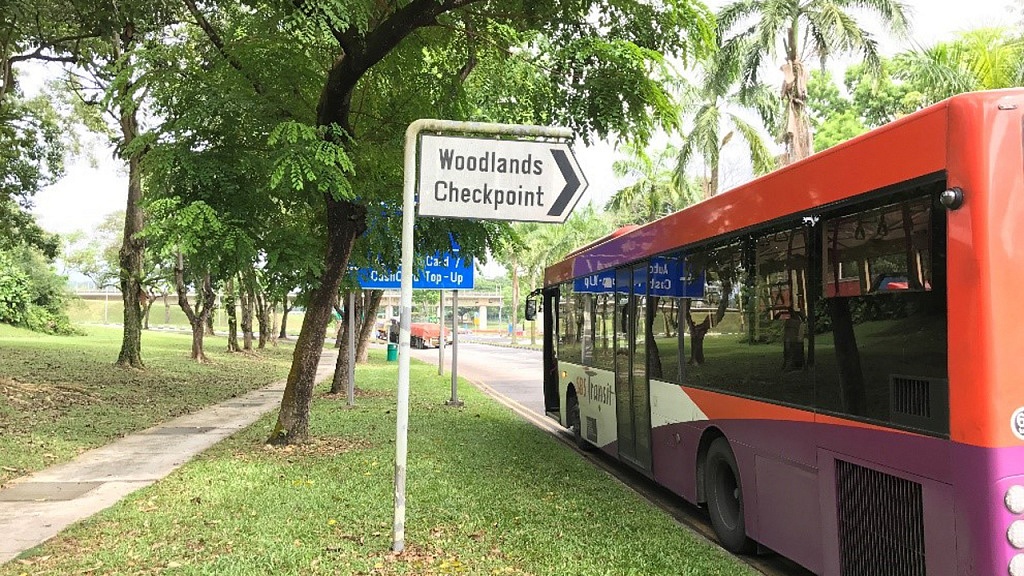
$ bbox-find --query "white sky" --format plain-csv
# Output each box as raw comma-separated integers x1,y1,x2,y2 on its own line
27,0,1019,237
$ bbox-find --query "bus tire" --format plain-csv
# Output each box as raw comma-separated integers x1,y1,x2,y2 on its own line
705,437,755,554
566,390,590,451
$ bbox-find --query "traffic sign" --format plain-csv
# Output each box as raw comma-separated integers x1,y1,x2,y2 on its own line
417,133,588,223
356,251,474,290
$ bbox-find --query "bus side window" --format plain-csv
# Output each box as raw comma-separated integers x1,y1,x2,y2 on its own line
816,193,948,434
558,283,582,364
748,224,814,407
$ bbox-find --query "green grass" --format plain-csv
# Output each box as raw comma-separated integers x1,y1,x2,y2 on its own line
67,298,308,337
0,324,296,484
2,353,754,576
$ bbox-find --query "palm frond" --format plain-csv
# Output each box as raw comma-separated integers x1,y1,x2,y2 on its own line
729,113,777,175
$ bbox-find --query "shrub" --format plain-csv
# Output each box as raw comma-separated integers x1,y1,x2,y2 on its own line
0,251,31,325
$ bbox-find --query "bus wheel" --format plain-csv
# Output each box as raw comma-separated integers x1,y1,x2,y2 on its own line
705,437,755,554
566,391,590,450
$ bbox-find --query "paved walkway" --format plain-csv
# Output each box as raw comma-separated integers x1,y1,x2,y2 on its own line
0,350,338,565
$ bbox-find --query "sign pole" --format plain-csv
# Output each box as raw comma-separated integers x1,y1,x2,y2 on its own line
347,290,356,407
393,122,418,554
394,119,578,554
447,289,462,407
438,289,444,376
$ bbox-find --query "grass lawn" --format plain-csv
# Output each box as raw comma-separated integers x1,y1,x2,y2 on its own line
67,299,308,337
0,324,296,485
2,352,754,576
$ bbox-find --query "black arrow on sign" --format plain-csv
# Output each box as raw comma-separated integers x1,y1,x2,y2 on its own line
547,148,582,217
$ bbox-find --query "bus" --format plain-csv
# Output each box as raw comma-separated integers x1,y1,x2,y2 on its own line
531,89,1024,576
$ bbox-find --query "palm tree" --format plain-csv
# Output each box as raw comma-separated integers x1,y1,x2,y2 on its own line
606,143,699,225
894,27,1024,105
718,0,911,164
495,207,612,344
675,39,779,198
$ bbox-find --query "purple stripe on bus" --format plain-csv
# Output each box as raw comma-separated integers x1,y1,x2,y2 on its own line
642,418,1024,576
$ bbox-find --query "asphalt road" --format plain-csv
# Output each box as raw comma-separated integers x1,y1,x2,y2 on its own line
406,341,545,414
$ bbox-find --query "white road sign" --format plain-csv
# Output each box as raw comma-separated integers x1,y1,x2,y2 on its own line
417,133,588,223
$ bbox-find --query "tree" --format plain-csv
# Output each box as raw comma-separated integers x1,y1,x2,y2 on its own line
31,0,184,368
176,0,714,444
893,27,1024,106
675,39,778,197
717,0,910,165
0,77,68,258
607,143,699,225
145,197,254,362
63,210,124,290
0,244,78,334
805,70,866,152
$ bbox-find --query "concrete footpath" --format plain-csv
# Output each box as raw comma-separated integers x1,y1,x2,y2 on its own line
0,350,338,565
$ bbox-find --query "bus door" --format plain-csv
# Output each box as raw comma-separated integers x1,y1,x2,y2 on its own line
542,286,559,416
614,265,652,472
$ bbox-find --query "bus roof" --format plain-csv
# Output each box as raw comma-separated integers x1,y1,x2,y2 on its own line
545,89,1024,286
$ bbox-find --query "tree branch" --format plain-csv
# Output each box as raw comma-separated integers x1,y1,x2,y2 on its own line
182,0,296,120
8,47,78,64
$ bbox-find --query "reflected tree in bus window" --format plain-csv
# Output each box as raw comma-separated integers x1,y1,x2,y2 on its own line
749,225,814,406
558,283,582,364
581,293,595,366
648,255,682,384
817,194,948,434
682,242,747,390
592,292,616,371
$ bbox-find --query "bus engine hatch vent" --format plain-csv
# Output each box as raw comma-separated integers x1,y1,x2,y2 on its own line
889,375,949,435
835,459,926,576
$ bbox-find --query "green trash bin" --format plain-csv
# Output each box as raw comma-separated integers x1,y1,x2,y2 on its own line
386,342,398,362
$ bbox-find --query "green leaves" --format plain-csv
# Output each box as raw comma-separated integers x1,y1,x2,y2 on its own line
0,251,32,326
268,121,355,200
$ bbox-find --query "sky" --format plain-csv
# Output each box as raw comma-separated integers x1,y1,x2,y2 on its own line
26,0,1019,239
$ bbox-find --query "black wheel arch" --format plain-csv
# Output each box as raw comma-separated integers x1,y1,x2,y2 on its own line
696,426,726,504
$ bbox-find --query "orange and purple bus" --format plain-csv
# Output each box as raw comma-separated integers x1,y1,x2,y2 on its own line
535,89,1024,576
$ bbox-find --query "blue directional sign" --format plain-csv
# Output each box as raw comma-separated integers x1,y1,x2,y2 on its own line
357,251,474,290
573,269,615,293
571,257,704,298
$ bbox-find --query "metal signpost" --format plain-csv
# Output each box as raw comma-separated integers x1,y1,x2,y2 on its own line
393,120,587,553
447,290,461,406
438,290,445,376
347,291,355,407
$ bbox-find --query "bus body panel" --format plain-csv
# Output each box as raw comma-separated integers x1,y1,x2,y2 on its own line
559,362,618,451
945,91,1024,448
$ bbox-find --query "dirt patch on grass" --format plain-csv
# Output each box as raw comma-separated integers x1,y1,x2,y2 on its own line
232,436,374,461
320,387,393,400
0,377,98,410
358,540,533,576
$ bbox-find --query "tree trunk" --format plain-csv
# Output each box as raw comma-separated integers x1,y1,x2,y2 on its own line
356,290,384,363
269,197,367,445
240,274,254,351
646,296,662,379
330,295,351,395
163,292,171,324
827,298,866,414
174,252,213,363
279,298,292,339
256,287,271,349
510,262,520,345
142,292,154,330
225,276,240,352
115,80,145,369
333,297,345,348
781,59,812,165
